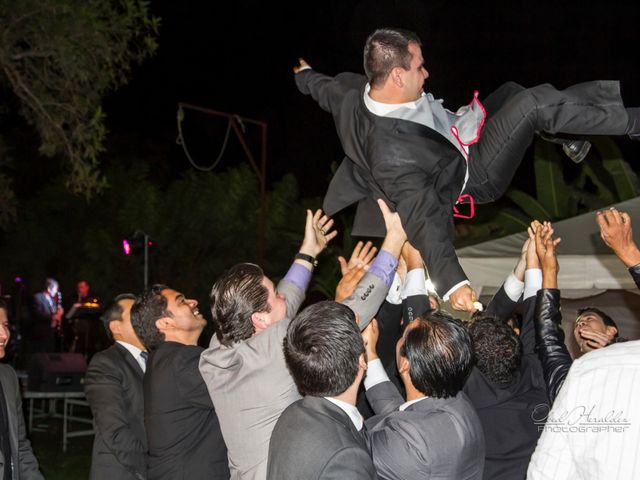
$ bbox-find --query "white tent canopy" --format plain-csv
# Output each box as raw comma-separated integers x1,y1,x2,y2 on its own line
457,196,640,297
456,197,640,353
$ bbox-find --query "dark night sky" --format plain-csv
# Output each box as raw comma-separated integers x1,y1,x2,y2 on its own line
102,0,640,198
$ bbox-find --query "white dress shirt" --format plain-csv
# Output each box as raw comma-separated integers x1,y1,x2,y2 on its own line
528,340,640,480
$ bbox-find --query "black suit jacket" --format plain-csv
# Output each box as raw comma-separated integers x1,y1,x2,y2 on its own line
0,364,43,480
463,295,548,480
296,69,468,296
267,396,377,480
85,343,147,480
144,342,229,480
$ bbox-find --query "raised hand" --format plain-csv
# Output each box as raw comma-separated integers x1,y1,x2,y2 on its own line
338,241,377,276
335,265,367,303
299,209,337,258
293,57,310,74
596,208,640,267
449,284,478,313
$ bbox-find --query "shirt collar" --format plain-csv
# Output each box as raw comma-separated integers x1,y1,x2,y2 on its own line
364,83,426,116
324,397,364,431
116,340,147,373
399,396,428,411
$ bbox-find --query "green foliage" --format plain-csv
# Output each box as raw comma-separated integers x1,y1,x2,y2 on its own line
533,140,572,218
0,164,312,308
0,0,159,205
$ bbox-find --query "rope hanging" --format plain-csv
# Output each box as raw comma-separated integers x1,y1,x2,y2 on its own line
175,105,234,172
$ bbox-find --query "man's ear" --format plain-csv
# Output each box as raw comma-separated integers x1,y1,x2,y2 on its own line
154,316,173,333
251,312,266,332
390,66,404,87
398,355,410,376
109,320,122,338
358,353,367,371
606,326,618,339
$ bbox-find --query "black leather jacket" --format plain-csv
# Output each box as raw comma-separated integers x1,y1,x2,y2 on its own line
533,288,572,404
629,264,640,288
535,265,640,403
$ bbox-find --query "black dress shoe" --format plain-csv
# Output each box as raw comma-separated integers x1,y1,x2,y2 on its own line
562,140,591,163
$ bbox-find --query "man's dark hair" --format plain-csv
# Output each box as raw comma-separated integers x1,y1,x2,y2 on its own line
210,263,270,347
0,298,8,315
131,285,170,351
576,307,619,338
363,28,422,87
469,316,522,385
284,301,364,397
100,293,136,341
400,311,473,398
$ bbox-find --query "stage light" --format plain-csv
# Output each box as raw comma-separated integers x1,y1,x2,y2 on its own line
123,239,132,255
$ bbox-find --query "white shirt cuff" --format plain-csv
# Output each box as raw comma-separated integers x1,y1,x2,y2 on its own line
296,65,311,73
524,268,542,300
442,280,470,301
401,268,427,299
503,272,525,302
364,358,389,390
385,272,403,305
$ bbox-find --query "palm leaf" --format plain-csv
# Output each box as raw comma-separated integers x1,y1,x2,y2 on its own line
592,137,640,201
506,188,552,221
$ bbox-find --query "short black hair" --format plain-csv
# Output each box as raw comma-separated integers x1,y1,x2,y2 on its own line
100,293,136,341
576,307,619,338
0,298,8,314
284,301,364,397
131,285,170,351
400,311,473,398
210,263,270,347
363,28,422,87
469,315,522,385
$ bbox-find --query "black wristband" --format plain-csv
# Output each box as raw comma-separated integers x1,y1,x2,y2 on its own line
295,253,318,267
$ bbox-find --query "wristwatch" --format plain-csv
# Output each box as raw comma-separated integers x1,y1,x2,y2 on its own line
295,253,318,267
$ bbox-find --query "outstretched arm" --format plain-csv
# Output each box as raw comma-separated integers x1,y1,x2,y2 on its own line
532,222,572,403
278,209,337,317
342,200,407,329
596,207,640,288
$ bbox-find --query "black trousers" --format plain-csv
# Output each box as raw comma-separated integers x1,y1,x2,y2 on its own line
465,80,629,203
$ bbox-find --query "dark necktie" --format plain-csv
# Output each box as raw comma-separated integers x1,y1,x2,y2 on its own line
140,351,149,363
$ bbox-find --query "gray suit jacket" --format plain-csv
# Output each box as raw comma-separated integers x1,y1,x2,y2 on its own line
267,396,377,479
85,343,147,480
200,269,388,480
366,381,484,480
0,364,43,480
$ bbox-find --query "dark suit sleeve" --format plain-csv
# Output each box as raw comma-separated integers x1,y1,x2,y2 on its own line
84,353,146,474
484,285,519,320
295,69,363,115
403,294,431,325
6,369,44,480
175,347,214,409
375,301,402,370
319,447,378,480
520,295,537,355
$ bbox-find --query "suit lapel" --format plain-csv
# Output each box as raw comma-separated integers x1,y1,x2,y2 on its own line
114,343,144,378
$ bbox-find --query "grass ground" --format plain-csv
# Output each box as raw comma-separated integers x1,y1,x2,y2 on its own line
27,407,92,479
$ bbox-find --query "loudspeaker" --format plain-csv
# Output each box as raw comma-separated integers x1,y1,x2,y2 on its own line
28,353,87,392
